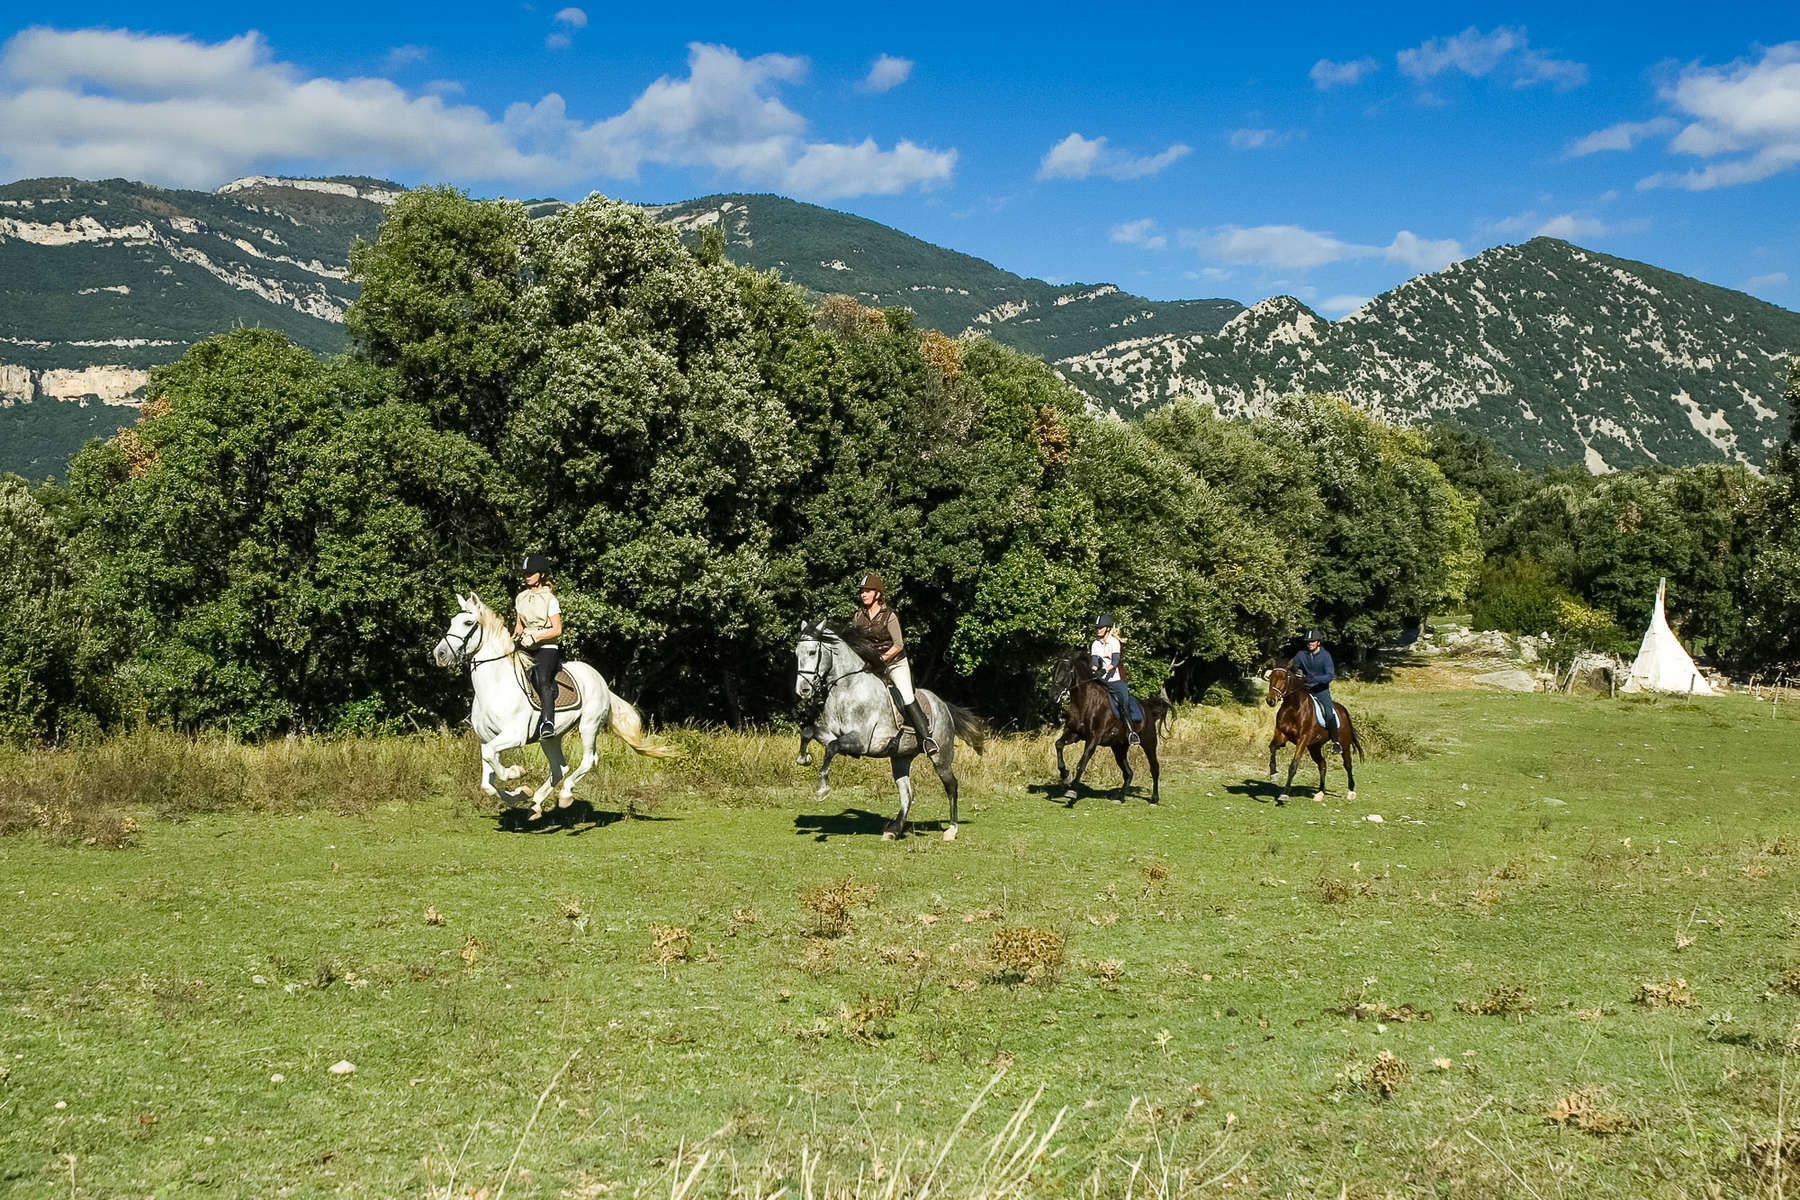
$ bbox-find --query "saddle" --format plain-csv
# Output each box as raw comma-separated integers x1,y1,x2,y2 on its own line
513,659,582,711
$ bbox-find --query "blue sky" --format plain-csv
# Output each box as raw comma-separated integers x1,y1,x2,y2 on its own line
2,3,1797,315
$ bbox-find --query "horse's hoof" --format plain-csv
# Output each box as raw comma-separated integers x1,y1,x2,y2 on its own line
557,793,574,809
1113,796,1126,805
1313,791,1325,803
1278,793,1288,804
943,825,958,841
528,808,545,821
1063,789,1078,800
796,754,812,766
815,784,830,798
1147,798,1159,807
881,830,898,842
1347,790,1357,801
1267,773,1277,782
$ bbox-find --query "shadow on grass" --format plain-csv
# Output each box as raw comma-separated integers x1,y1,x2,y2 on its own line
792,807,958,841
1023,779,1150,808
492,798,673,835
1224,778,1286,805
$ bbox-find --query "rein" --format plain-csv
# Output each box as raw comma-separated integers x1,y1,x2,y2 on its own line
800,632,880,695
448,620,513,668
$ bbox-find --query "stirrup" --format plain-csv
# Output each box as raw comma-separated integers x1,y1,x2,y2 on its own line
1127,730,1141,747
537,719,557,741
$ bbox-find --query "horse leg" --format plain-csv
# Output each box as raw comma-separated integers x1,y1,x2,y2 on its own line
1145,735,1161,806
528,736,568,819
1281,744,1305,804
481,735,531,805
884,757,915,840
814,739,839,797
1055,730,1078,785
1312,743,1328,804
796,725,816,767
1340,708,1358,801
1268,734,1284,781
931,754,960,841
1110,745,1131,804
1065,740,1100,801
555,710,605,807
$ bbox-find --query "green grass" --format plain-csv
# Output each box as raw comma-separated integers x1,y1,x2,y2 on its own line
3,686,1800,1197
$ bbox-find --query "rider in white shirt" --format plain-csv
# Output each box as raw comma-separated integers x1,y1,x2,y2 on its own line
1090,614,1144,746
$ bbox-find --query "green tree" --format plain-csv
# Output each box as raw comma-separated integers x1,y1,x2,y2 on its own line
0,477,79,742
1258,396,1478,655
346,186,530,449
66,329,503,734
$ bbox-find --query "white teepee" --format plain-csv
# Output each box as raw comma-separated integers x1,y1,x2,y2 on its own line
1621,578,1716,695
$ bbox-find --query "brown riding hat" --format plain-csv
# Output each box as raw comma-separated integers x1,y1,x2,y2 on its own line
856,572,885,596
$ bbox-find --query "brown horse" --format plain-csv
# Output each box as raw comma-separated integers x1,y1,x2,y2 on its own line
1049,648,1172,805
1265,662,1362,804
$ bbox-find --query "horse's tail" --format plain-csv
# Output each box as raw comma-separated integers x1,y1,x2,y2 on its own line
1346,711,1365,761
945,701,987,755
608,692,682,759
1153,691,1175,731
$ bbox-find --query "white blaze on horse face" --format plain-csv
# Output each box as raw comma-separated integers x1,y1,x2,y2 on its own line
795,638,821,699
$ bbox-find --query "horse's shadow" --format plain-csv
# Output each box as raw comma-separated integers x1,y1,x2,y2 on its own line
1225,779,1283,805
1023,780,1140,808
793,808,953,842
492,798,670,835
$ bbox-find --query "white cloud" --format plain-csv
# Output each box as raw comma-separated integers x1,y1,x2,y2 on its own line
0,31,955,199
545,33,571,50
1565,117,1677,157
1747,272,1789,289
1397,26,1587,91
1037,132,1190,181
1311,57,1378,89
1486,210,1649,240
863,54,912,92
1184,223,1463,272
384,45,429,70
1228,128,1287,150
1638,42,1800,190
1321,294,1372,316
553,8,588,28
1110,218,1166,250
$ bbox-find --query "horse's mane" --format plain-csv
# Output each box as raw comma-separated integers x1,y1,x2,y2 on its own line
821,617,890,674
469,595,524,663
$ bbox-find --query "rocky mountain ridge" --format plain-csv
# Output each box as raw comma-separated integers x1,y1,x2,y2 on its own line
2,176,1796,476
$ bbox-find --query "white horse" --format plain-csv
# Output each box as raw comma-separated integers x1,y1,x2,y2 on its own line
432,594,677,818
794,619,984,841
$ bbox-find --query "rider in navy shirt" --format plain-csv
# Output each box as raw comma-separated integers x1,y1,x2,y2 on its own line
1292,629,1341,755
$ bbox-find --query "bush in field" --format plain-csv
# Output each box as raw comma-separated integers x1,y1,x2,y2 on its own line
0,477,79,743
1471,556,1565,636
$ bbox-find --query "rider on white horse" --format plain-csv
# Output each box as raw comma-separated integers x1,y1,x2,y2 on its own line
854,572,938,755
513,555,562,741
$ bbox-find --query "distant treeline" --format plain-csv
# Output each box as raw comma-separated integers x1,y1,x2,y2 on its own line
1,188,1796,743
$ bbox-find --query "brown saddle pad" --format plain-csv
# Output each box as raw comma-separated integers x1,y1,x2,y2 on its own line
514,659,581,711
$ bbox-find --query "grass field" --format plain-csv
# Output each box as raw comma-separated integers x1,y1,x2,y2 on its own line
3,677,1800,1198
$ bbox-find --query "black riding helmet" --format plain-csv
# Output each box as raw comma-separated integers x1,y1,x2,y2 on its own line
522,554,551,578
1303,629,1323,644
1094,613,1116,629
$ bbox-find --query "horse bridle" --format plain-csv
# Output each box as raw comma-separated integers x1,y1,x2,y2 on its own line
1266,667,1289,704
445,618,512,668
797,630,878,697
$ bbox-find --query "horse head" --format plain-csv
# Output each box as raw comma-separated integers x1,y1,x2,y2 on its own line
794,620,830,702
1050,646,1095,705
1265,666,1290,707
434,594,501,668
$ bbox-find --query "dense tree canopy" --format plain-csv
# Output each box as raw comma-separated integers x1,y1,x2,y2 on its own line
22,189,1796,743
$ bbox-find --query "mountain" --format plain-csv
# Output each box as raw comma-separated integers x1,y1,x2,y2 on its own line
643,194,1245,364
1054,238,1800,470
2,176,1796,478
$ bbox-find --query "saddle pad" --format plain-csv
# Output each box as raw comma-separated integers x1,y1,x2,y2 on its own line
1309,694,1329,726
514,660,581,711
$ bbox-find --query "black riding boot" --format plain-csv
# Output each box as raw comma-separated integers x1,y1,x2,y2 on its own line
903,700,939,756
532,647,562,741
1323,713,1341,755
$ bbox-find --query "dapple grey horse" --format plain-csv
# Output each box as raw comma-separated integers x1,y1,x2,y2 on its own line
794,619,984,840
432,594,677,818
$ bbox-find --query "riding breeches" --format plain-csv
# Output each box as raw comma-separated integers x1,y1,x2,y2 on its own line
1310,688,1339,737
887,658,917,704
1105,679,1144,724
527,645,562,723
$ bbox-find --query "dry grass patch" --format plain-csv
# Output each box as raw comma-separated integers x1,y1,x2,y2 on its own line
799,876,877,937
988,926,1066,986
1634,977,1694,1009
1457,983,1535,1017
649,924,691,968
1548,1088,1635,1134
1368,1050,1410,1098
839,993,898,1044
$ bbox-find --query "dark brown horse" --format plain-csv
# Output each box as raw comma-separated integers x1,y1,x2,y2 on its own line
1265,661,1362,804
1049,648,1172,805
